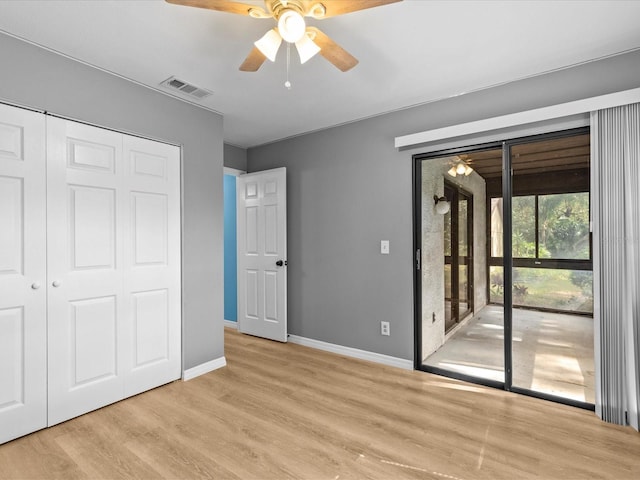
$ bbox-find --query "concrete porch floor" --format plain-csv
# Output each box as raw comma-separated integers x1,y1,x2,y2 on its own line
423,305,595,404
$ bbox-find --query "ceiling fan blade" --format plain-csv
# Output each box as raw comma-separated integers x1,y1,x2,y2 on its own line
165,0,267,17
239,47,268,72
306,0,402,18
306,27,358,72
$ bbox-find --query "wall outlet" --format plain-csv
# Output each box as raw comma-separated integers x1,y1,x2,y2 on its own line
381,321,390,336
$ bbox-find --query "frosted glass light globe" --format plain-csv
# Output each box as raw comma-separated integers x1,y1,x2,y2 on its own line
278,10,306,43
436,201,450,215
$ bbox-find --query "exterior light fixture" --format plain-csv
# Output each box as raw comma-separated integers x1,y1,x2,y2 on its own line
434,195,451,215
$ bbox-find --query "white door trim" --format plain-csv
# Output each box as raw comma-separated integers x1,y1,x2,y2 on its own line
224,167,246,176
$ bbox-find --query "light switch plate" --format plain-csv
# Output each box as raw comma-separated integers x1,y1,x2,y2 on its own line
381,240,390,254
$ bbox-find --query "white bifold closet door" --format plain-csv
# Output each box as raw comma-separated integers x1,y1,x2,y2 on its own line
0,109,181,441
0,105,47,444
46,118,182,426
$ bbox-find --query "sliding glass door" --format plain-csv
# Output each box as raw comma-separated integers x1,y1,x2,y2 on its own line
507,135,594,405
417,147,504,386
415,128,594,408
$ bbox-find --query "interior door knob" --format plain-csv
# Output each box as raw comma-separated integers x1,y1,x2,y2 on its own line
275,260,288,267
52,280,61,288
31,282,41,290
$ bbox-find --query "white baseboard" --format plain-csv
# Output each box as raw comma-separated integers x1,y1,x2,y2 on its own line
183,356,227,381
224,319,238,329
288,335,413,370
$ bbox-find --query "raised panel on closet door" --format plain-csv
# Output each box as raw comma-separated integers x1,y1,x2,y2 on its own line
0,104,47,444
46,117,126,426
122,135,181,397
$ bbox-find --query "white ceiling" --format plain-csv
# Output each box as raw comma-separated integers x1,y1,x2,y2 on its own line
1,0,639,148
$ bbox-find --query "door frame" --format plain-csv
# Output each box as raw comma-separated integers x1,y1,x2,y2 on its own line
443,180,474,333
223,167,245,328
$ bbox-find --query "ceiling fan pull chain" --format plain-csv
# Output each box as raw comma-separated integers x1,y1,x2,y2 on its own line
285,43,292,90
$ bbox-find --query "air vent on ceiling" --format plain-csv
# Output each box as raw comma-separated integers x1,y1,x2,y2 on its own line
160,76,213,100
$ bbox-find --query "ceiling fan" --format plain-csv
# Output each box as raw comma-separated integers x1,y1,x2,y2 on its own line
447,155,474,178
166,0,402,72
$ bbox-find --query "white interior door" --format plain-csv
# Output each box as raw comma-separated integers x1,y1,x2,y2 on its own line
46,118,126,425
0,104,47,444
122,135,181,397
237,168,287,342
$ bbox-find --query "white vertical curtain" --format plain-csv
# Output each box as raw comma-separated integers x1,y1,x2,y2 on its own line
591,103,640,431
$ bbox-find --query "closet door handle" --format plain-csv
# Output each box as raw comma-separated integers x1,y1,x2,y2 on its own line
31,282,41,290
52,280,61,288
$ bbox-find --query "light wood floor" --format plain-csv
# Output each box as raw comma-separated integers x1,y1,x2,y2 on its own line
1,328,639,480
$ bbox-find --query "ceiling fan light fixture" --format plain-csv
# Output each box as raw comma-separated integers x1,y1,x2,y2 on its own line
464,165,473,176
168,0,400,74
455,163,467,175
447,166,457,177
278,9,306,43
255,28,282,62
295,34,321,64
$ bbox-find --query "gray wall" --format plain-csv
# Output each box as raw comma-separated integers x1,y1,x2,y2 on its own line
248,49,640,362
0,33,224,370
224,143,247,171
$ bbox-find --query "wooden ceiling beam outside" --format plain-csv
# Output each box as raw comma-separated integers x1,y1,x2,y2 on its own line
427,133,590,179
